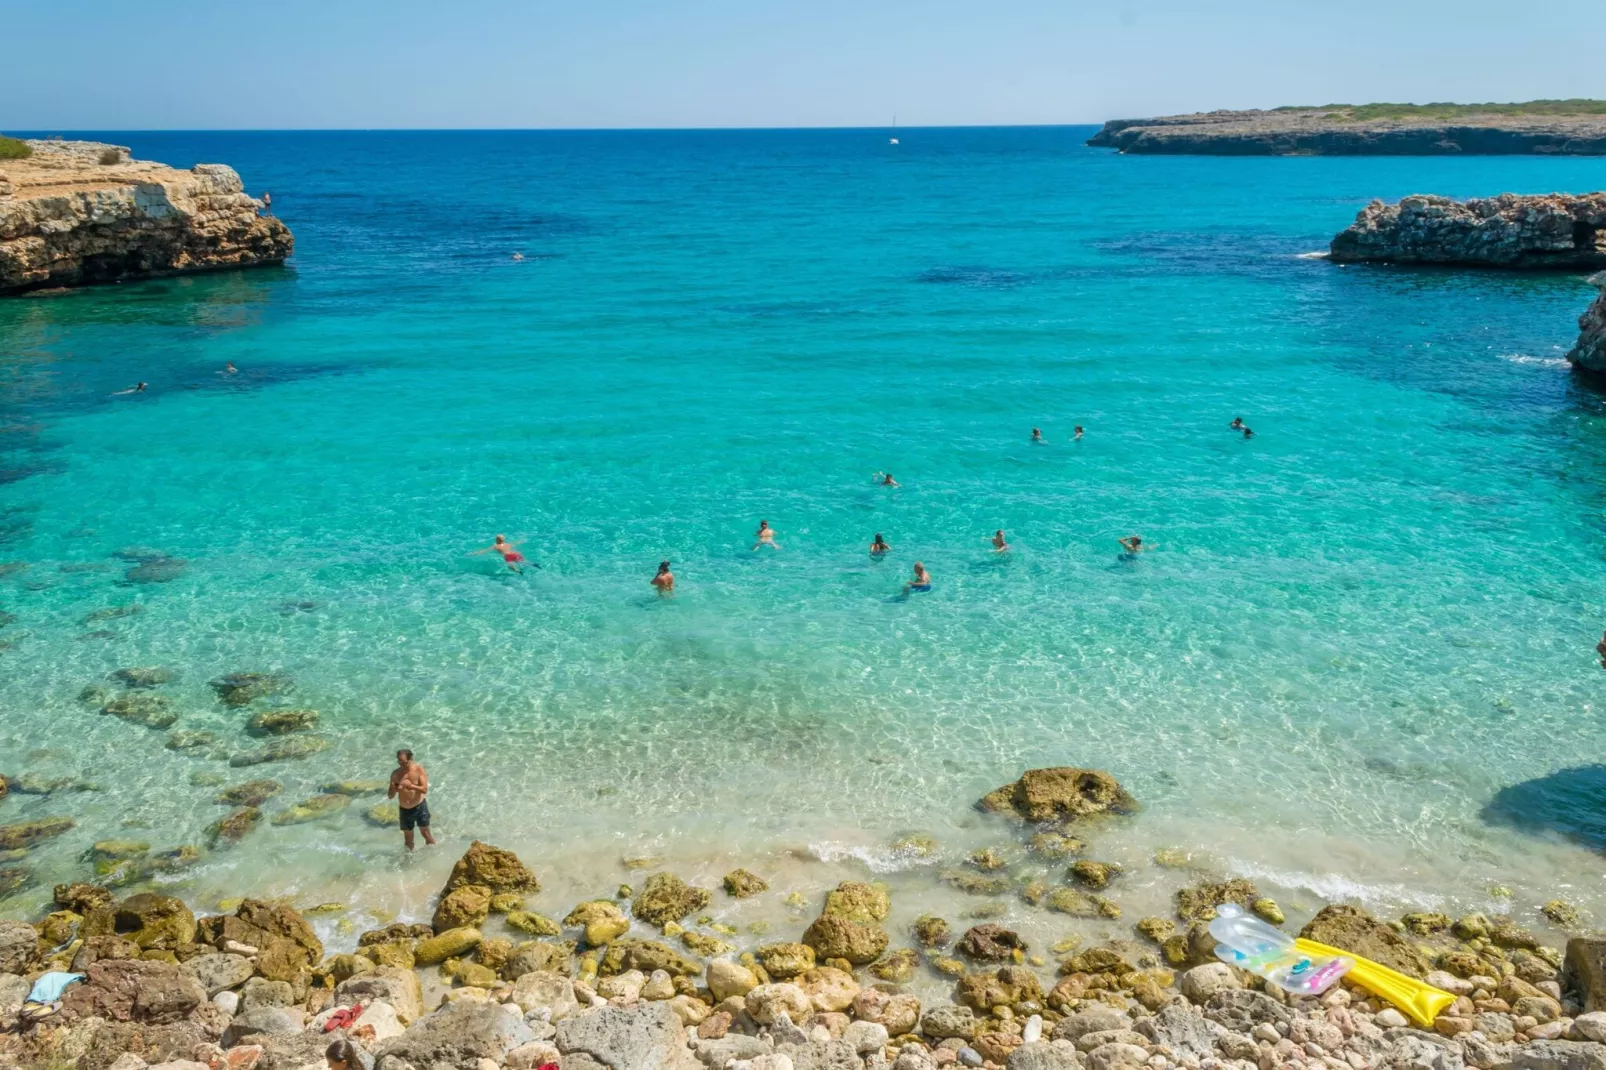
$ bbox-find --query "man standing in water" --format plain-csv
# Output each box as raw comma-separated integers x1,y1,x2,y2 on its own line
388,749,435,850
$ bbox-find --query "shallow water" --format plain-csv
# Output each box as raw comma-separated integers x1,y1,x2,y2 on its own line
2,129,1605,960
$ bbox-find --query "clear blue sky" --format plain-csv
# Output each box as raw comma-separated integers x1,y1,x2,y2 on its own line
4,0,1600,130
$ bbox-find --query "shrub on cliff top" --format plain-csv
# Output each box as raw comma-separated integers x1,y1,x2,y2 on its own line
97,148,121,165
0,136,32,160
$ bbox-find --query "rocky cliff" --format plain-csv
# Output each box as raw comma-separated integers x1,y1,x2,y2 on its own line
1088,108,1606,155
1328,193,1606,268
0,139,292,294
1569,273,1606,374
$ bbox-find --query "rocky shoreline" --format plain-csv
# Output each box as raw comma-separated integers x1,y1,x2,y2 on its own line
2,769,1604,1070
1086,109,1606,156
0,140,291,295
1568,274,1606,374
1327,194,1606,269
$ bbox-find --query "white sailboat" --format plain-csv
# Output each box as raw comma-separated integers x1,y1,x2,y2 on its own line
889,115,899,145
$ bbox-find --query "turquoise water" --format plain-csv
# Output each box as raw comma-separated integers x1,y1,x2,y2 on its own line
2,129,1605,944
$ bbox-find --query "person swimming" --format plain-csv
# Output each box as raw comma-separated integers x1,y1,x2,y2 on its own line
753,520,779,550
651,560,674,593
471,534,537,573
992,529,1010,552
877,472,900,487
1031,427,1044,443
869,533,891,556
224,362,237,375
113,382,147,395
1230,417,1244,430
1596,629,1606,669
1073,426,1084,440
512,252,525,261
1117,534,1148,559
1242,426,1255,439
905,561,932,592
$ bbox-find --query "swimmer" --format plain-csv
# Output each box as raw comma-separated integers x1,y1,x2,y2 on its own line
1031,427,1044,443
1117,535,1148,557
876,472,900,487
512,252,524,261
905,561,932,593
651,560,674,593
1073,426,1084,440
1597,629,1606,669
471,534,537,573
869,533,891,555
1230,417,1244,430
224,362,237,374
113,382,147,395
753,520,779,550
1242,426,1255,439
991,529,1009,552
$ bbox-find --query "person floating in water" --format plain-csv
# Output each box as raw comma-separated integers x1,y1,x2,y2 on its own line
512,252,524,261
992,529,1010,552
1241,426,1255,439
1118,534,1148,558
1230,417,1244,430
877,472,899,487
1073,426,1084,440
113,382,147,395
224,362,237,375
869,533,891,556
1597,629,1606,669
651,560,674,593
753,520,779,550
1031,427,1044,444
472,534,536,573
905,561,932,592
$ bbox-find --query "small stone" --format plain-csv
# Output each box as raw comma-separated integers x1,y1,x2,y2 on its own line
914,915,953,947
1542,900,1582,929
1375,1008,1408,1028
724,869,769,898
1250,898,1283,924
1068,861,1120,890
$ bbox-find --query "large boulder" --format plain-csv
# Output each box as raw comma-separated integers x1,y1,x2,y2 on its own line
822,881,890,923
505,940,576,978
445,840,540,893
1567,938,1606,1013
554,999,698,1069
189,952,254,995
114,892,196,949
566,899,631,946
196,899,322,982
1299,904,1431,978
632,872,712,928
957,924,1026,961
221,1005,307,1046
374,999,534,1070
415,926,483,965
599,938,700,977
58,958,206,1023
802,914,889,965
336,965,424,1024
978,767,1137,823
510,969,579,1019
0,921,37,973
757,942,816,979
434,883,494,931
1571,274,1606,374
744,983,813,1025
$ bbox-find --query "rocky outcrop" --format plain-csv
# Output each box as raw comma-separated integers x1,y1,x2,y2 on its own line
1329,192,1606,268
1088,107,1606,155
1568,273,1606,373
0,139,291,294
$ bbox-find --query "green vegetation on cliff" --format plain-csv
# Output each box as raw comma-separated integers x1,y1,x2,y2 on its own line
0,136,32,160
1274,99,1606,121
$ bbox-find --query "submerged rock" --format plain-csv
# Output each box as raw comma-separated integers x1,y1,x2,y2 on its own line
724,868,769,898
229,735,329,766
206,806,261,847
978,767,1138,824
322,779,386,796
217,779,282,806
271,794,351,825
101,693,177,729
0,817,75,850
110,666,174,688
164,729,217,751
365,801,401,827
210,671,293,707
802,913,890,965
245,708,319,735
124,557,187,584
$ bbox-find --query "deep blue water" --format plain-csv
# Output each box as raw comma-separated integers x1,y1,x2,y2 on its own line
1,128,1604,935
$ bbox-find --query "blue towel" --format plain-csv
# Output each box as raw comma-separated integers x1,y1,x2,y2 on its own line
28,971,84,1003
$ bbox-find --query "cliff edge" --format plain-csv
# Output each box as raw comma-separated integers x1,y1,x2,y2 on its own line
0,139,292,294
1087,105,1606,156
1328,193,1606,268
1569,273,1606,374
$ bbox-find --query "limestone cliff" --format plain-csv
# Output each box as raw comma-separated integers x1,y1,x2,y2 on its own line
1328,193,1606,268
0,139,292,294
1569,273,1606,374
1088,107,1606,156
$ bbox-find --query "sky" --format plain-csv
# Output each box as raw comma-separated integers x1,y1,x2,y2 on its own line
4,0,1602,130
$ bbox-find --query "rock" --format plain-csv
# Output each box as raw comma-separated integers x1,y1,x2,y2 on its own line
1201,989,1292,1033
1068,861,1120,889
1083,1042,1150,1070
418,927,485,965
758,943,817,979
245,708,319,735
977,767,1138,823
956,924,1025,961
1174,878,1259,923
709,959,760,1001
336,965,425,1024
1565,939,1606,1013
352,999,406,1044
0,921,36,973
725,869,770,898
320,779,387,796
802,914,889,965
208,806,262,846
1134,1002,1220,1058
196,899,322,982
1005,1043,1081,1070
843,1019,889,1055
102,693,177,729
506,940,575,979
447,840,540,894
868,948,919,983
852,988,920,1035
375,999,535,1069
746,983,813,1024
506,1041,564,1070
210,672,292,707
1376,1007,1409,1028
510,970,579,1018
1299,903,1432,977
190,952,254,994
921,1004,977,1039
124,557,187,583
823,881,891,923
435,885,495,930
502,909,559,937
1331,193,1606,268
797,966,859,1012
112,667,175,688
59,958,207,1023
166,730,218,750
913,916,952,948
271,794,351,825
634,873,713,928
222,1005,307,1046
457,961,499,988
1572,274,1606,374
956,965,1042,1011
1044,887,1120,919
1511,1040,1606,1070
365,802,401,827
552,999,694,1069
114,892,195,949
567,900,631,946
1135,917,1175,944
1250,897,1284,924
241,976,296,1011
1178,961,1240,1001
229,736,329,766
1427,970,1476,996
218,779,283,806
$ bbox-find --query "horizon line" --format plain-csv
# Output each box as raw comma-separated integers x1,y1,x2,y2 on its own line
5,122,1107,135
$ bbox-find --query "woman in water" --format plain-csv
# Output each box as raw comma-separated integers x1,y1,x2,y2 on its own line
1031,427,1044,444
651,560,675,594
1117,534,1147,559
472,534,535,573
906,561,932,592
753,520,779,550
992,530,1010,552
1073,426,1084,440
869,533,891,556
876,472,900,487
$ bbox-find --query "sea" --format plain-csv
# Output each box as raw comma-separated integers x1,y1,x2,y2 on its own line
2,128,1604,961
